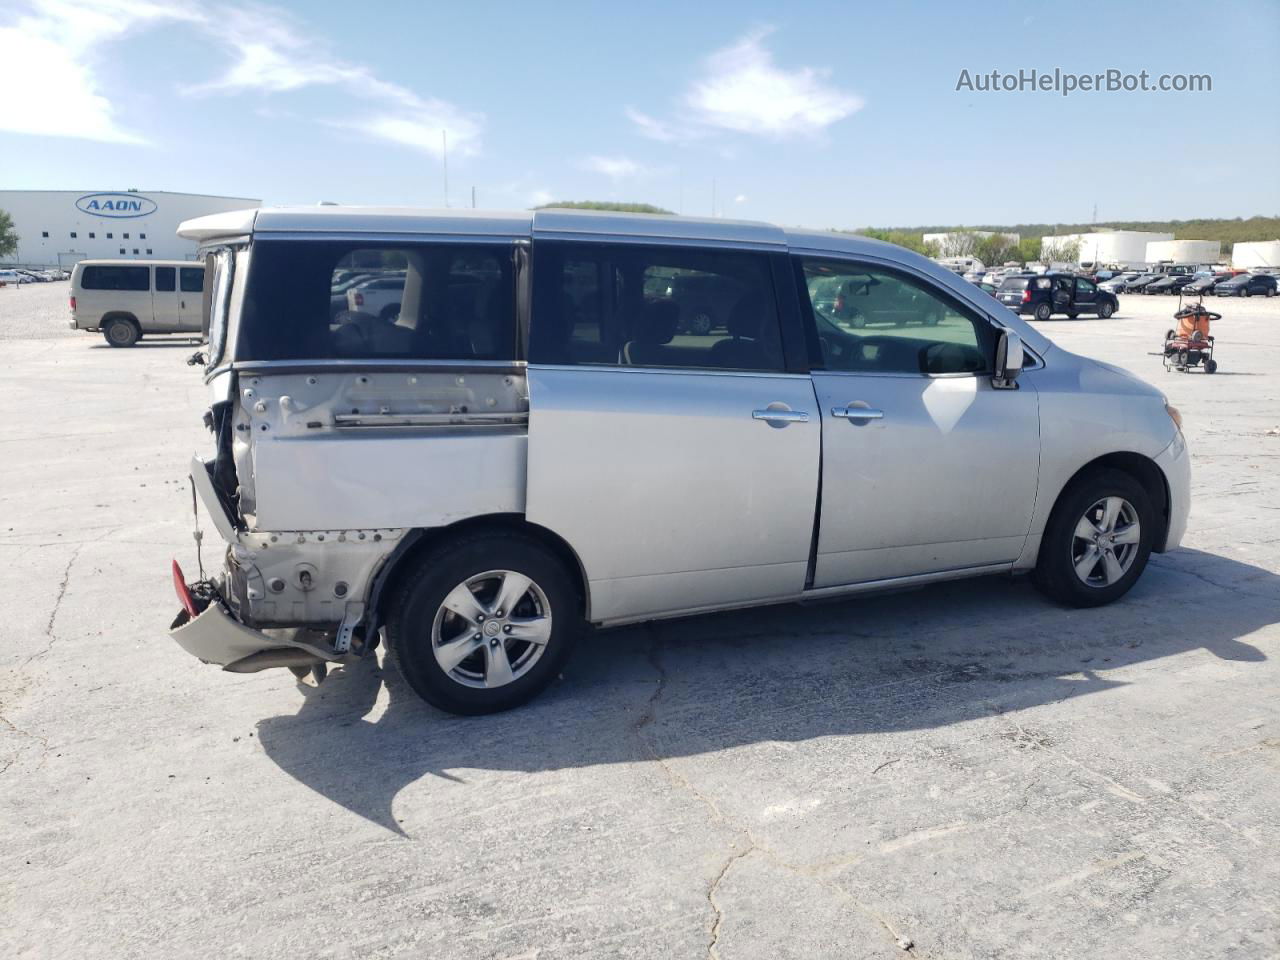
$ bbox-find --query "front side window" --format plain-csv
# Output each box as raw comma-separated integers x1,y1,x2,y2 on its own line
530,241,784,372
155,266,176,291
797,259,993,375
235,241,516,362
80,265,150,291
1075,278,1095,295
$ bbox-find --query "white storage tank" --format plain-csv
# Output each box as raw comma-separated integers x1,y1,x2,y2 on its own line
1232,240,1280,269
1146,239,1221,265
1041,230,1174,268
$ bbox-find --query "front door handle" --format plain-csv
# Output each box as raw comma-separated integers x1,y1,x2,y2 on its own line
831,405,885,420
752,408,810,424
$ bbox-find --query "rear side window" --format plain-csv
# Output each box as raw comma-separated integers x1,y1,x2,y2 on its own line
155,266,176,292
80,265,149,291
180,267,204,293
235,241,516,362
530,241,784,372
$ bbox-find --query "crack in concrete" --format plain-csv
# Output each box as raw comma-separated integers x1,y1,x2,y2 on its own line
634,628,918,958
0,711,50,775
24,544,85,668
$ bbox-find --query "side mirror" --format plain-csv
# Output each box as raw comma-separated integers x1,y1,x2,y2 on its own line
993,329,1023,390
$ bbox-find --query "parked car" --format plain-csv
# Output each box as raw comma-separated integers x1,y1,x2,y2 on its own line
346,274,406,319
0,269,23,288
1215,273,1279,297
1123,274,1163,294
329,272,376,320
1143,274,1198,295
997,272,1118,320
1098,272,1140,294
68,260,206,346
1181,272,1233,296
166,207,1189,715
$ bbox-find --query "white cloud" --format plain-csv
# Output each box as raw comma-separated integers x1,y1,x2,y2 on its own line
580,155,644,180
528,189,554,207
734,194,747,204
0,0,198,143
630,27,862,142
688,28,862,137
0,0,482,155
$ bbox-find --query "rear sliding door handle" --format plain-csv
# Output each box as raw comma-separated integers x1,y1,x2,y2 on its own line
831,405,885,420
752,409,810,424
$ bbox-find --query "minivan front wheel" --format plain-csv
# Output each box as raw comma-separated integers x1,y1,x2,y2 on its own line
1033,468,1155,607
103,317,139,347
386,532,581,714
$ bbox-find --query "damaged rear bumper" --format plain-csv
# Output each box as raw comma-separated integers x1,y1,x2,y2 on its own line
169,601,346,673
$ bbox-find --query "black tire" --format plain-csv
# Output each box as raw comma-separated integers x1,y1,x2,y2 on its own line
1032,468,1156,608
1098,300,1114,319
385,531,582,715
103,317,139,347
687,310,713,336
1205,357,1218,374
1243,288,1251,298
1033,302,1052,321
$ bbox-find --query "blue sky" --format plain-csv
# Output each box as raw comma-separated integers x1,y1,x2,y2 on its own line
1,0,1277,229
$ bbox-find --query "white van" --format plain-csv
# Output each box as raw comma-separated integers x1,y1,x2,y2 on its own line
69,259,205,346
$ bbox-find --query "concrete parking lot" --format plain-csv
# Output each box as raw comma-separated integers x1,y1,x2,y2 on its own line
2,282,1277,959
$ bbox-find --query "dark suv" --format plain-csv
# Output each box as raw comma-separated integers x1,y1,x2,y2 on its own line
997,273,1118,320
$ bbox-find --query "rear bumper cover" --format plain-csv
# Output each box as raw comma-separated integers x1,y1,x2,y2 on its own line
169,601,341,670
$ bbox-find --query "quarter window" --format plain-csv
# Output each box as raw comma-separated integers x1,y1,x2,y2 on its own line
80,265,150,291
155,266,176,291
236,241,516,362
796,259,993,375
530,241,784,371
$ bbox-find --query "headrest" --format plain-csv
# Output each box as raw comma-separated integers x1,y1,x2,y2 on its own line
727,295,765,339
637,298,679,345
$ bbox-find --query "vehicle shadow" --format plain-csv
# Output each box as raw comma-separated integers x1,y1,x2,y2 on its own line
256,548,1276,835
87,339,202,350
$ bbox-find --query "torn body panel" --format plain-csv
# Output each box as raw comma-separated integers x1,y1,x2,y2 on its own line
173,365,531,667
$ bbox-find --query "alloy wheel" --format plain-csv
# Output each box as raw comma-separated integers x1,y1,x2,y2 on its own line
1070,497,1141,587
431,570,552,689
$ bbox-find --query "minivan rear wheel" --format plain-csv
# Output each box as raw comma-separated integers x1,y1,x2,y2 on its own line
1033,302,1052,321
385,531,582,714
1032,468,1155,608
103,317,139,347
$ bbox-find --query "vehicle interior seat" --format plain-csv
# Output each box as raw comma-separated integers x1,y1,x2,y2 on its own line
622,299,681,366
708,295,777,370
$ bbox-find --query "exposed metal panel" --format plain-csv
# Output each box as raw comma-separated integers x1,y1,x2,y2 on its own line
252,431,527,531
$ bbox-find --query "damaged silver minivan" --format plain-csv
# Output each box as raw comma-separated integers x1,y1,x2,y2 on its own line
169,207,1190,714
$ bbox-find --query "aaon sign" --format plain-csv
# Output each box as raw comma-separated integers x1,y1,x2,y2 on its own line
75,192,158,219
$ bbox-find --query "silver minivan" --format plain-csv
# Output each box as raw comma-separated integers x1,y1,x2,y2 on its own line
169,207,1190,714
69,259,206,346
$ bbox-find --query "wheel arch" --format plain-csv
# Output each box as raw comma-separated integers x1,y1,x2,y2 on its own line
101,311,140,328
363,513,592,637
1047,451,1172,554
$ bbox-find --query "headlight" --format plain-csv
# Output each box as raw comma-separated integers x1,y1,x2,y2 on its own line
1165,402,1183,432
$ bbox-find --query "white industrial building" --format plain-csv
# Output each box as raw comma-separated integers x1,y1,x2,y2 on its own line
1042,230,1174,268
1231,240,1280,270
0,190,260,268
1145,239,1221,265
